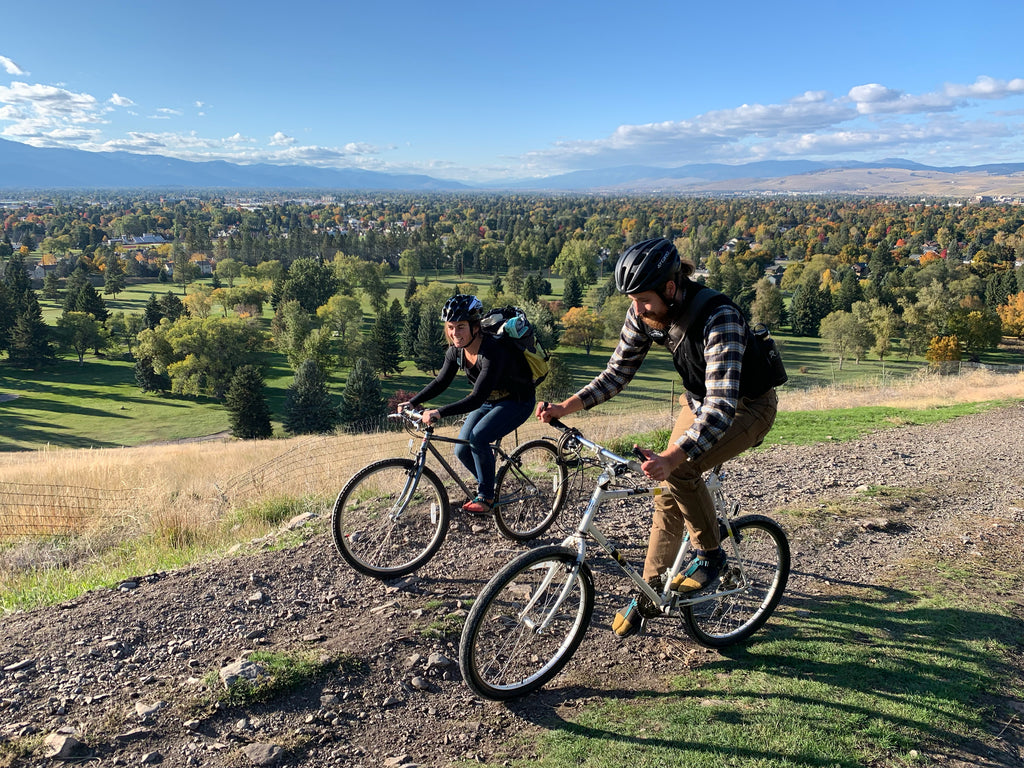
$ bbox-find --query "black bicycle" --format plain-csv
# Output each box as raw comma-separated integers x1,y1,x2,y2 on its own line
331,407,569,578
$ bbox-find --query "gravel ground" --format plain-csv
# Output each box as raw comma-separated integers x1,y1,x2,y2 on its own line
1,405,1022,767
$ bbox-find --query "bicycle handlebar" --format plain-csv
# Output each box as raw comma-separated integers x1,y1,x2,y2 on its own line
547,417,644,474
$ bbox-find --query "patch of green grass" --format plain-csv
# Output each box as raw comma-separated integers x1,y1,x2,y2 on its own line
509,558,1021,768
421,608,470,639
205,650,346,708
606,399,1017,456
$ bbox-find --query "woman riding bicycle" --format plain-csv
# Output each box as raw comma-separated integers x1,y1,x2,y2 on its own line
402,294,536,515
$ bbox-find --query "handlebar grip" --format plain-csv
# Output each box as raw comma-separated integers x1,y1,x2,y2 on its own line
632,445,647,463
549,417,569,431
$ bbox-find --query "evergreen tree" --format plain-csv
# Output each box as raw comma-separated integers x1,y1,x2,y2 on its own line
562,274,583,309
73,281,110,323
103,255,127,297
42,271,61,300
366,310,402,377
401,299,422,360
0,282,13,353
283,359,340,435
225,365,273,439
134,355,170,392
143,293,164,329
404,276,419,306
413,307,446,374
7,293,54,368
158,291,187,323
833,268,864,312
338,357,387,433
1,251,31,299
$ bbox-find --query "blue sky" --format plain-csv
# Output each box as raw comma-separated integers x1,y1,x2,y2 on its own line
2,1,1023,183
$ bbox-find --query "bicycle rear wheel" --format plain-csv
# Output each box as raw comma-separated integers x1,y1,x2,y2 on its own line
459,546,594,700
331,458,450,578
493,439,568,541
682,514,790,648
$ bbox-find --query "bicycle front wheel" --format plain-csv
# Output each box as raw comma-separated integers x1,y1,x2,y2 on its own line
331,459,450,579
682,514,790,648
459,546,594,700
493,439,568,541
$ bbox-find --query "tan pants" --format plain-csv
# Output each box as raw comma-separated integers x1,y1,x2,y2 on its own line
643,389,778,580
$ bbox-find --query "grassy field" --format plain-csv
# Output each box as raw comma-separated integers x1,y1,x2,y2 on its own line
6,272,1024,452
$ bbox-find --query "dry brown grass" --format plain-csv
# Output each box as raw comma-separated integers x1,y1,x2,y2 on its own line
1,368,1021,542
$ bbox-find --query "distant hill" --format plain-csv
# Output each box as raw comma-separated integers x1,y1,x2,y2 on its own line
3,137,1024,196
0,138,470,191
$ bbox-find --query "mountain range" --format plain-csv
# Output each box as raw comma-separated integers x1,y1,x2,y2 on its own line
3,137,1024,197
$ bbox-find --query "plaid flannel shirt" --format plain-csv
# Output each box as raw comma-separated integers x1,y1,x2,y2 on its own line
575,302,747,461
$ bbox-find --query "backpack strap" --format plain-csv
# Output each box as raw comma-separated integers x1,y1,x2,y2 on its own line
677,286,718,337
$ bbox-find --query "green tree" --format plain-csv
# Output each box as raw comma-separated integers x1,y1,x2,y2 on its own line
225,365,273,439
562,274,583,309
282,257,340,313
158,291,187,323
750,279,784,331
366,310,402,377
535,355,574,402
552,239,598,285
57,311,109,365
819,310,873,369
172,245,199,295
106,312,144,357
143,293,164,329
413,307,446,374
7,293,54,368
103,255,127,297
338,357,387,433
215,257,242,288
42,271,61,301
134,355,170,393
136,316,267,398
283,359,339,435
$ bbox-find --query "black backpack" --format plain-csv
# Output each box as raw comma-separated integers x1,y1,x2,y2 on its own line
479,306,551,386
680,288,788,388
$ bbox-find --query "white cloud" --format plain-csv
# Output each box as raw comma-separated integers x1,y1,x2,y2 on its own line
269,131,296,146
109,93,134,107
0,55,26,76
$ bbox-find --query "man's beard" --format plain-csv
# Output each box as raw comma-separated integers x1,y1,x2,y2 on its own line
640,309,670,331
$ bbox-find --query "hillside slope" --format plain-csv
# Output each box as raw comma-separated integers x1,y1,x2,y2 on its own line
1,406,1022,767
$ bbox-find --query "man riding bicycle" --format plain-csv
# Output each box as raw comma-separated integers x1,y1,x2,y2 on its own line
537,238,779,638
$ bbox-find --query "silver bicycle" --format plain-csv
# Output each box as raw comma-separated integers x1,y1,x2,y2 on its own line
458,417,790,700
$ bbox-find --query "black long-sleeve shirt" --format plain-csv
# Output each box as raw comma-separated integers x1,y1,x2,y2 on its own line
409,335,534,418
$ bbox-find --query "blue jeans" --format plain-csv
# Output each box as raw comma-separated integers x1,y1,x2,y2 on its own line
454,398,535,500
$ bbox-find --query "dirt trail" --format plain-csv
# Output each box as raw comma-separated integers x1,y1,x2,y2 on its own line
1,405,1022,767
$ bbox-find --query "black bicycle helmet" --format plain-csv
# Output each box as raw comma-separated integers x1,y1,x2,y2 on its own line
614,238,681,295
440,294,483,323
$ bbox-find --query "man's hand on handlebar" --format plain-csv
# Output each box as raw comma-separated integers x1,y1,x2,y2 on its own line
636,443,687,482
420,408,441,426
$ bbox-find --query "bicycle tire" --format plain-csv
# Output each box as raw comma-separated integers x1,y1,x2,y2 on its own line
493,439,568,541
682,514,790,648
331,458,450,579
459,545,594,700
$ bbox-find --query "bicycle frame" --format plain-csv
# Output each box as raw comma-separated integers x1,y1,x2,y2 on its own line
390,410,516,517
530,423,752,633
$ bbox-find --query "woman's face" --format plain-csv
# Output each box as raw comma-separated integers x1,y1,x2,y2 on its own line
445,320,474,348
